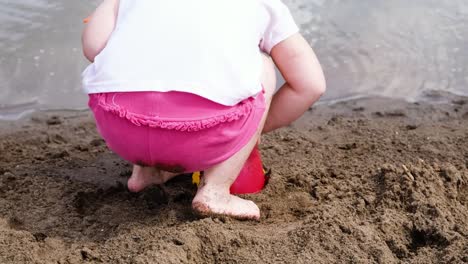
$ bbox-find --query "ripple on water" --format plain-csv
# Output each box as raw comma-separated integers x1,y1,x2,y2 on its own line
0,100,38,121
0,0,60,51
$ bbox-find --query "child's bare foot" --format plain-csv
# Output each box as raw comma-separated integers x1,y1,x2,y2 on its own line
190,55,274,221
127,165,178,192
192,185,260,221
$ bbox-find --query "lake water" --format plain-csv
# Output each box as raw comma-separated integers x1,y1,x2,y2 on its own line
1,0,467,120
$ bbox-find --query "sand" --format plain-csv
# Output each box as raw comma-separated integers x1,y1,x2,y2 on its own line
0,96,467,263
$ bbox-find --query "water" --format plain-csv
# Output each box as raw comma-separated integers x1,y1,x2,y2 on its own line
289,0,468,103
1,0,467,120
0,0,97,119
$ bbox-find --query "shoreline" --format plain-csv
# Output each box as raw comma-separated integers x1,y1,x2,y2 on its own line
0,95,467,263
2,88,468,123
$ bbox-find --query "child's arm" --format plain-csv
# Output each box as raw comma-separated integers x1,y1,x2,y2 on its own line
82,0,119,62
263,33,326,133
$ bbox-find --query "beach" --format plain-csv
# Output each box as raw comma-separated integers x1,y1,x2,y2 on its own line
0,95,466,263
1,0,468,262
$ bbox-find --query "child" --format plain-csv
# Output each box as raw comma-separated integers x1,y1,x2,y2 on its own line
82,0,325,220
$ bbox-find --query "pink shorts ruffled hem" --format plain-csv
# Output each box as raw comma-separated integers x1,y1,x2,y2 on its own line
89,90,266,173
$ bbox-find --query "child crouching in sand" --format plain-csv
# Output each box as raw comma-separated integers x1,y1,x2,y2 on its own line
81,0,325,220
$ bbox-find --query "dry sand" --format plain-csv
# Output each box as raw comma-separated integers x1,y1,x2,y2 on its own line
0,96,467,263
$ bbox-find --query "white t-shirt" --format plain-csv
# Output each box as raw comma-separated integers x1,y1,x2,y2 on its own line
82,0,299,106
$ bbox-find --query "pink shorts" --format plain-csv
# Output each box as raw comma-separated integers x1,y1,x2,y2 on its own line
89,90,266,173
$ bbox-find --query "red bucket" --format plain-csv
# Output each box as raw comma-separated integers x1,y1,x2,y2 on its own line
229,145,267,194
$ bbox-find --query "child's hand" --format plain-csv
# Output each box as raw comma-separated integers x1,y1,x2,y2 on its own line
263,33,326,133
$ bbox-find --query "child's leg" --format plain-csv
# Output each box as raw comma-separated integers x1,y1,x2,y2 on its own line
192,55,276,220
127,165,179,192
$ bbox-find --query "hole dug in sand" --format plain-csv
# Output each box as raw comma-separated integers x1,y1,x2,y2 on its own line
409,227,450,251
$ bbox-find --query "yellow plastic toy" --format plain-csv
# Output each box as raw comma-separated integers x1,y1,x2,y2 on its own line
191,145,268,194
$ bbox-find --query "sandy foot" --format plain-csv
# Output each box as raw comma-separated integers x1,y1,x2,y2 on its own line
192,186,260,221
127,165,178,192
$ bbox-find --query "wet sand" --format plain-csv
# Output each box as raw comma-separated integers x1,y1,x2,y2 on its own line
0,96,467,263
